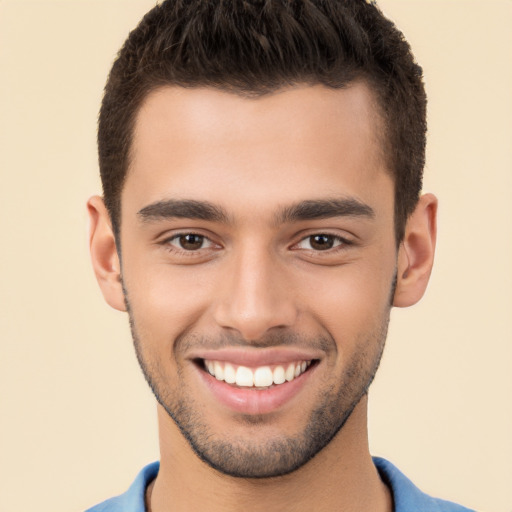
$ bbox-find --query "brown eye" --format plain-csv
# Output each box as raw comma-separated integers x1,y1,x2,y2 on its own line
309,234,335,250
169,233,209,251
179,234,204,250
295,234,347,251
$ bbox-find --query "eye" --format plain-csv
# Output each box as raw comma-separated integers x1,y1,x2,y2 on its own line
168,233,213,251
296,234,346,251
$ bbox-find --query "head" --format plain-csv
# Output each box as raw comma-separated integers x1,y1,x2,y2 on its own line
89,0,436,479
98,0,426,244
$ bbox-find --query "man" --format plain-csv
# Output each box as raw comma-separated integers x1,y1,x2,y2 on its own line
86,0,475,510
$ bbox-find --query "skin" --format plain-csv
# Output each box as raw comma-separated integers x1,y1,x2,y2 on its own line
88,82,437,511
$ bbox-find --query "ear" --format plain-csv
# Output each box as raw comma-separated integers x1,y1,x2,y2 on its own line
87,196,126,312
393,193,438,307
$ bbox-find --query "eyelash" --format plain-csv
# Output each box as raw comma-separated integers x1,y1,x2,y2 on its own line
160,232,353,256
162,232,218,256
292,233,352,253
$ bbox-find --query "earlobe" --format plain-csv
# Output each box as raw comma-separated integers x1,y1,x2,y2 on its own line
393,193,438,308
87,196,126,312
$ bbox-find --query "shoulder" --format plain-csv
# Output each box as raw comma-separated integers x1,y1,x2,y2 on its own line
373,457,476,512
85,462,159,512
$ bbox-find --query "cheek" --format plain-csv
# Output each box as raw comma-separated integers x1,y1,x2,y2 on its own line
296,261,395,344
123,260,217,346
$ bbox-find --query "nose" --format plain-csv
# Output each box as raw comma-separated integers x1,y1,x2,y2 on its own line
213,244,298,341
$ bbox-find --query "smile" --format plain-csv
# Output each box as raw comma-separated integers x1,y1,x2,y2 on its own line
194,354,320,415
203,359,313,388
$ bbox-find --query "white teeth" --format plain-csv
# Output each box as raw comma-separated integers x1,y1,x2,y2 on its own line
254,366,273,387
235,366,254,387
214,361,224,381
204,359,313,387
273,365,286,385
224,363,236,384
285,363,295,382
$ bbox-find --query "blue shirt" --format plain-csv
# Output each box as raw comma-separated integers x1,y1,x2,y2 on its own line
86,457,475,512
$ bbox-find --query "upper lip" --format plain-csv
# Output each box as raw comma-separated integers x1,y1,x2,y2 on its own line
188,348,323,367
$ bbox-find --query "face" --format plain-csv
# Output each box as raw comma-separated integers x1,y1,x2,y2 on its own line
117,83,398,477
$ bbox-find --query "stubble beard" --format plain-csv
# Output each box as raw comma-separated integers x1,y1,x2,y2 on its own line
125,295,390,479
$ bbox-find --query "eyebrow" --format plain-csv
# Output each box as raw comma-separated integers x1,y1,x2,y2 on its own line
137,197,375,225
137,199,230,223
275,198,375,224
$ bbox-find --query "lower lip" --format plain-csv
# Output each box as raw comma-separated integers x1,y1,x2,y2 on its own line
196,364,317,415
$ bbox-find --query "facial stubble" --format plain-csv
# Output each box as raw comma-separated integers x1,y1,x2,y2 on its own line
124,288,391,479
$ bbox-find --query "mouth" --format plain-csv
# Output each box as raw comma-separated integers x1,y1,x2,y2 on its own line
199,359,316,389
193,354,320,415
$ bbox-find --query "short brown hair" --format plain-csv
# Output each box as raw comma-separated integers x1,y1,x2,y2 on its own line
98,0,426,242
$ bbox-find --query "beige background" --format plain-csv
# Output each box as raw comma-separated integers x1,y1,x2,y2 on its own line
0,1,510,511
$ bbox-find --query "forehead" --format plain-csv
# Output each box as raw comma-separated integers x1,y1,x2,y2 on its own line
124,83,391,221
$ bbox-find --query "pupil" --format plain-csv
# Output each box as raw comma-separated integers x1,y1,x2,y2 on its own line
180,234,203,250
311,235,333,250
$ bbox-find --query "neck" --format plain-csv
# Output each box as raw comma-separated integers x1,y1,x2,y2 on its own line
148,397,392,512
